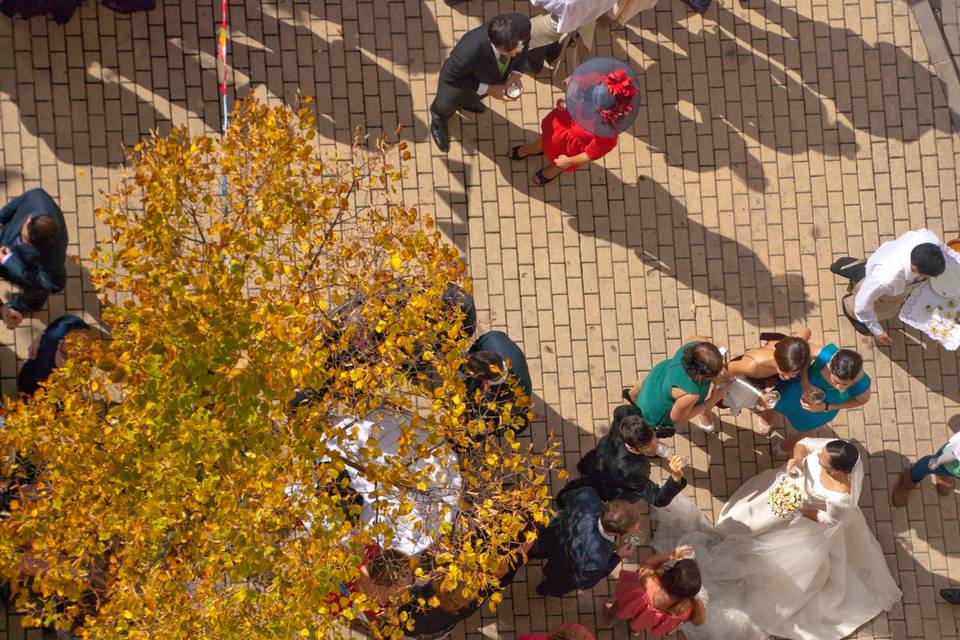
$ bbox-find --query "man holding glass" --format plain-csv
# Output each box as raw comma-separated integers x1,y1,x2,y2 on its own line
430,13,530,152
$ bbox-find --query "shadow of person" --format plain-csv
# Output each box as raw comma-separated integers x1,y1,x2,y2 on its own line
714,1,957,138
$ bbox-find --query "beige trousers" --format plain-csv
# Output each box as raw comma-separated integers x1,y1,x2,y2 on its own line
529,12,598,56
842,279,923,325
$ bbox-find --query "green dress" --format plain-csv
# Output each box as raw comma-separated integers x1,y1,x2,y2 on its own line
636,342,712,426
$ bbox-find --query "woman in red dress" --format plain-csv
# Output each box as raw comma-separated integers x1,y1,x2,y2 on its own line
510,57,641,185
603,545,706,637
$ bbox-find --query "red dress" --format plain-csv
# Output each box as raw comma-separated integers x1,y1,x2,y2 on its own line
540,101,618,172
613,570,696,637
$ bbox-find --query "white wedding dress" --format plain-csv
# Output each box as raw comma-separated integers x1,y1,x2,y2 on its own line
652,438,901,640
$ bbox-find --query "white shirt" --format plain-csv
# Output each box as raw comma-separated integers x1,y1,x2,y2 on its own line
854,228,944,336
597,517,617,543
531,0,618,34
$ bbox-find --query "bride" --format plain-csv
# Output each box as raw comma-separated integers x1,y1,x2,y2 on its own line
651,438,900,640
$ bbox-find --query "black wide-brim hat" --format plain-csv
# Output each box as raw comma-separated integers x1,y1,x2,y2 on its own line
564,57,642,137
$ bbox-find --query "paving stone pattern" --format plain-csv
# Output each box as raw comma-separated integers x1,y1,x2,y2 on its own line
1,0,960,638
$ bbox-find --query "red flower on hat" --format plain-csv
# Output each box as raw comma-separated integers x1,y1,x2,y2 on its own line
604,69,638,98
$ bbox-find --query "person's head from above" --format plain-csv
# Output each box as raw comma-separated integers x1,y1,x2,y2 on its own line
619,414,657,456
681,342,725,382
464,351,508,385
818,439,860,476
23,214,59,251
548,625,595,640
488,15,524,58
366,548,413,589
825,348,863,392
659,559,702,601
773,336,811,380
56,328,96,368
910,243,946,279
601,499,642,536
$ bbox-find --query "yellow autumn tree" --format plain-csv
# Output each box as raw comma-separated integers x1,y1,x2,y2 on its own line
0,99,560,639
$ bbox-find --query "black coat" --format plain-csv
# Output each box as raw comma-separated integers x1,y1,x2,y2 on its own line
0,189,68,312
438,13,532,92
466,330,533,436
528,485,620,596
574,404,687,506
17,314,88,396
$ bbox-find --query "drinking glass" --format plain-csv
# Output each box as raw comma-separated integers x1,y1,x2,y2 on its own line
623,531,646,546
761,389,780,409
655,442,675,459
808,388,825,404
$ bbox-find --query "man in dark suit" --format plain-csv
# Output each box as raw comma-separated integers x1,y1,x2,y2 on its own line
464,330,533,437
568,404,687,506
527,486,642,597
430,13,531,152
0,189,68,329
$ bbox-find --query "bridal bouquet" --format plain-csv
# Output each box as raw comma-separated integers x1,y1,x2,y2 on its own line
769,476,805,519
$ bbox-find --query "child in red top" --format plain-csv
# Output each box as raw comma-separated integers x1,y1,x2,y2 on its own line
510,57,641,185
604,545,706,637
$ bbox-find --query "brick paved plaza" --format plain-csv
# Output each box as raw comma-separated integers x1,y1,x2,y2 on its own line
2,0,960,638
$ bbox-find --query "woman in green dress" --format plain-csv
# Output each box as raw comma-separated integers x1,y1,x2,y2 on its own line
625,337,732,434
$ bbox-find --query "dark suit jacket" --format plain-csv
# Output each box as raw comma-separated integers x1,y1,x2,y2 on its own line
17,314,88,396
466,330,533,435
574,404,687,506
0,189,68,312
531,485,620,592
439,13,532,92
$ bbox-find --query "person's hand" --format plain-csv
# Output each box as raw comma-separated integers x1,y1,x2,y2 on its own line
506,74,523,97
0,246,10,262
1,306,22,330
668,454,685,482
874,333,892,346
785,458,799,475
27,335,41,360
554,154,576,168
799,396,826,412
670,545,694,561
616,539,636,559
488,84,512,101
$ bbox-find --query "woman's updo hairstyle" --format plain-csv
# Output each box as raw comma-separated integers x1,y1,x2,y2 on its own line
660,559,702,599
773,337,811,374
824,439,860,474
829,349,863,381
681,342,724,381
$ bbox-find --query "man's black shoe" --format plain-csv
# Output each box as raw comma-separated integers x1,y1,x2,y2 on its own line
830,257,866,283
655,426,676,439
461,101,486,114
431,122,450,153
941,588,960,604
683,0,711,13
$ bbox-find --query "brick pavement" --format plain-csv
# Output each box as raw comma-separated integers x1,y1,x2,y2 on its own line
1,0,960,638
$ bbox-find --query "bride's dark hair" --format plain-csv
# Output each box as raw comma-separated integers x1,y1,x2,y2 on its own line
825,440,860,473
660,559,702,599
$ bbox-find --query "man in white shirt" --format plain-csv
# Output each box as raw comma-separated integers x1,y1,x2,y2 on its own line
832,229,946,346
527,0,618,66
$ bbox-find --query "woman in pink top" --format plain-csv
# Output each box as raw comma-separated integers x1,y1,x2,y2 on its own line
604,545,706,637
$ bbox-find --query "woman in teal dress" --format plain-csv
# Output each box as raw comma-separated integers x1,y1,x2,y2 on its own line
773,344,872,454
625,337,732,434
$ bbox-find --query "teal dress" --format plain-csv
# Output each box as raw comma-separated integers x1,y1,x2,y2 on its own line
773,344,871,431
636,342,712,426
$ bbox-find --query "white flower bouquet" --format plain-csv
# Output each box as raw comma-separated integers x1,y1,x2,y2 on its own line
769,475,805,519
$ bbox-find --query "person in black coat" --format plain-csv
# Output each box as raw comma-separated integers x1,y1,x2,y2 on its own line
527,486,642,597
430,13,531,152
0,189,68,329
464,330,533,437
17,314,90,396
568,404,687,507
